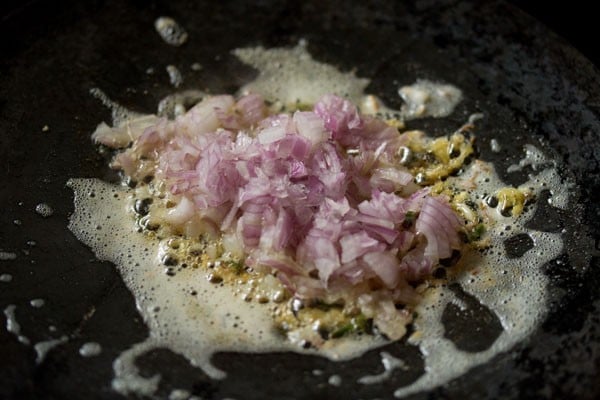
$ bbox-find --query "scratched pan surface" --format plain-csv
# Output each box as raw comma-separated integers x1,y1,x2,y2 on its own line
1,0,599,399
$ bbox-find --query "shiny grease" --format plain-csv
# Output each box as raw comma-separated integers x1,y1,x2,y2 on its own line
69,43,566,397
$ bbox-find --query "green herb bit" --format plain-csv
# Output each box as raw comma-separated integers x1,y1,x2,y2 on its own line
467,223,486,242
331,315,368,338
403,211,416,228
228,259,245,274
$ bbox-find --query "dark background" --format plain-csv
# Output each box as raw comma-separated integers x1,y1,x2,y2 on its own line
2,2,598,68
508,2,598,68
1,1,599,399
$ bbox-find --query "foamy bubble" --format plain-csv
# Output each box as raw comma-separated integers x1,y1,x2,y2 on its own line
79,342,102,357
30,298,45,308
35,203,54,218
394,153,565,398
0,251,17,261
233,41,369,105
75,43,568,398
68,143,566,398
34,336,68,364
398,79,463,120
3,305,30,345
90,88,143,126
67,178,386,396
0,273,13,282
154,17,188,47
166,65,183,88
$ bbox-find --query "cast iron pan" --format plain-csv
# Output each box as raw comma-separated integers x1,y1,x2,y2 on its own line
1,1,599,399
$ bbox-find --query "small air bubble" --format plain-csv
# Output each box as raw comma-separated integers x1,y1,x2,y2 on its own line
30,299,45,308
35,203,54,218
166,65,183,88
154,17,188,46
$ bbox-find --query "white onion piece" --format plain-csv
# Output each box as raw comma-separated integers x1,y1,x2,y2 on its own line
164,196,195,226
92,115,161,148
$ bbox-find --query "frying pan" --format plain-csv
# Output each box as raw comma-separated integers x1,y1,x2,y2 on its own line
1,1,599,399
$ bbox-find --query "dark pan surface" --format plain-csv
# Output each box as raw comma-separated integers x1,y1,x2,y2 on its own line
1,1,599,399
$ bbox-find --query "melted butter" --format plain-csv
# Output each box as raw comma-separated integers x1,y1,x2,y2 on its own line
3,305,70,363
30,298,45,308
79,342,102,357
34,336,68,364
35,203,54,218
73,43,568,398
3,304,30,345
233,41,462,122
398,79,462,120
68,137,565,399
232,40,370,106
0,273,13,282
90,88,144,126
507,144,547,173
169,389,192,400
67,178,386,396
394,155,564,398
154,17,188,47
358,351,407,385
166,65,184,88
157,89,205,118
0,252,17,261
328,374,342,386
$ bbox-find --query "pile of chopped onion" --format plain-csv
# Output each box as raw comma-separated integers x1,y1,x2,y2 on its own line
94,93,463,340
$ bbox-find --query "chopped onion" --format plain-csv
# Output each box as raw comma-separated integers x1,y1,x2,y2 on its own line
107,93,466,340
165,196,195,226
